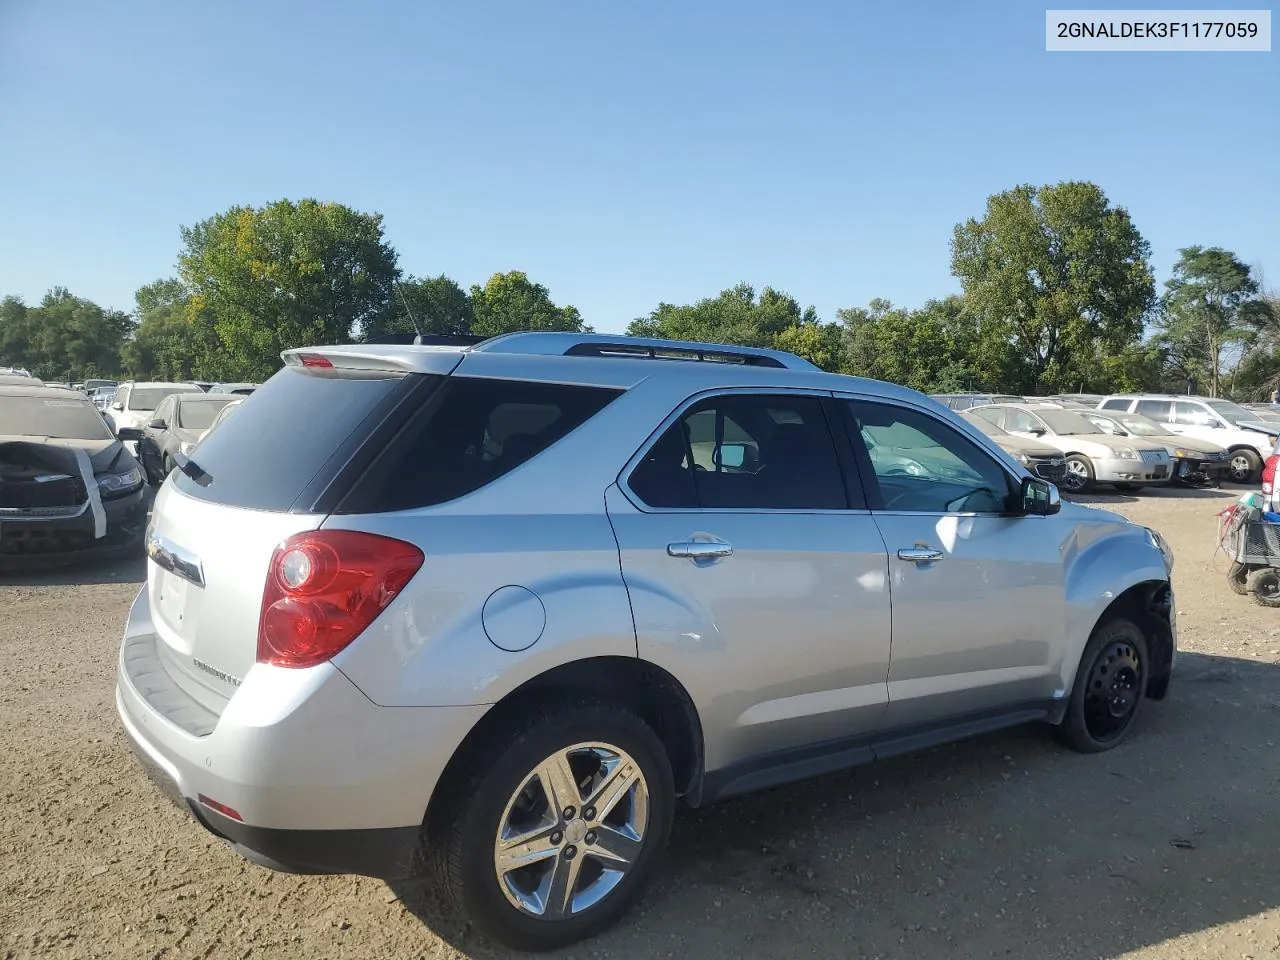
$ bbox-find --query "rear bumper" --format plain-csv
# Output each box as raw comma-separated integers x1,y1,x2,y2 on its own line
119,710,419,877
115,585,488,879
0,486,147,569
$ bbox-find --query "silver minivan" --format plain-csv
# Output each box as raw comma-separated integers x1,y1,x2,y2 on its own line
117,333,1176,950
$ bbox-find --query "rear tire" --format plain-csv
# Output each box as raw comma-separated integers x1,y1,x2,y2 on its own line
1228,561,1251,595
1057,616,1150,753
428,700,674,952
1229,448,1262,484
1247,567,1280,607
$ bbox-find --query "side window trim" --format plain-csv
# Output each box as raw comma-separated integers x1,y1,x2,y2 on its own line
833,393,1022,516
619,387,867,514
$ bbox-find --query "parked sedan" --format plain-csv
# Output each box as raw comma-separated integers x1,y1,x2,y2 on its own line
127,392,240,483
0,385,147,567
959,413,1068,483
1083,410,1230,484
966,403,1171,493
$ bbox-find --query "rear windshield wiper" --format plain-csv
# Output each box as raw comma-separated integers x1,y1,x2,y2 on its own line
174,451,213,487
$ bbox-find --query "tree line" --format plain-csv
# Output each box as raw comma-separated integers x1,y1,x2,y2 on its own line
2,185,1275,398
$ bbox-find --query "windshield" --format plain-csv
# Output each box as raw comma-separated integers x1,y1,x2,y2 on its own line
1039,410,1103,435
965,415,1006,437
0,395,114,440
177,397,237,429
1208,400,1257,422
1115,414,1165,437
131,387,184,411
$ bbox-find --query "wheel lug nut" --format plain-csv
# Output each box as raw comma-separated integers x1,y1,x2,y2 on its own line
585,830,597,845
564,845,577,860
551,831,563,845
563,806,576,821
583,806,596,821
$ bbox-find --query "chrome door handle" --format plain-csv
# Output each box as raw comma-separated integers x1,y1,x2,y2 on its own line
668,540,734,560
897,547,943,563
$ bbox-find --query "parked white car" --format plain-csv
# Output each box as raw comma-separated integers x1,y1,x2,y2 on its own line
106,381,193,453
1097,395,1279,483
965,403,1171,493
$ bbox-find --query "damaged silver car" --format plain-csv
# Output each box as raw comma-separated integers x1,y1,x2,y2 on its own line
0,385,148,568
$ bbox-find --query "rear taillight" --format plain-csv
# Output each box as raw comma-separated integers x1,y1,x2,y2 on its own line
1263,455,1279,495
257,530,424,668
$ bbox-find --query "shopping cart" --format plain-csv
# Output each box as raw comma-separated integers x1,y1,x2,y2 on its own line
1220,503,1280,606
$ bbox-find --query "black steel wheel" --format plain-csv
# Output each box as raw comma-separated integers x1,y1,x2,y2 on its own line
1247,567,1280,607
1057,616,1150,753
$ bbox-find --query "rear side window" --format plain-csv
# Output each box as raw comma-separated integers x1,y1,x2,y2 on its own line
1135,399,1172,419
338,377,621,513
1101,398,1130,411
173,366,415,511
628,394,849,510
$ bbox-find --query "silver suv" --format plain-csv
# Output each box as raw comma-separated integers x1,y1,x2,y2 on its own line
117,333,1176,950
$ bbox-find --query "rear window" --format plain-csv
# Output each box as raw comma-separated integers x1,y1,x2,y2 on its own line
337,377,622,513
172,366,413,511
130,387,184,411
176,396,237,429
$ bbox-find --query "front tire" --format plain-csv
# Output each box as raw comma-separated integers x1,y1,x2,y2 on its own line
1057,616,1150,753
1062,455,1095,494
430,701,674,952
1229,448,1262,484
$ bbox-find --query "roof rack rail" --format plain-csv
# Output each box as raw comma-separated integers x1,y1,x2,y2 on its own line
361,333,491,346
470,332,818,371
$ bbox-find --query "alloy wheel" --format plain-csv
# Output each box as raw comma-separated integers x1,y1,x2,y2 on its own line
1229,454,1253,483
493,742,650,920
1083,640,1143,742
1062,458,1090,492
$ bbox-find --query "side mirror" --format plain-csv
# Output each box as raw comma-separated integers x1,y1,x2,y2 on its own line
1020,476,1061,515
111,401,124,411
148,418,167,430
116,427,143,442
1028,426,1047,437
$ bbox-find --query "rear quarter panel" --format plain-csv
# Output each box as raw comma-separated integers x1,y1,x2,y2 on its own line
328,511,636,707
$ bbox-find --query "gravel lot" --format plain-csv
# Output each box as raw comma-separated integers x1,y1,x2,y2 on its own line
5,487,1280,960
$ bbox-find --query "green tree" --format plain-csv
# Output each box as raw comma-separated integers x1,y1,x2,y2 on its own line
1154,246,1274,397
629,283,817,348
368,274,474,339
470,271,586,336
834,295,1004,392
177,199,399,380
0,289,133,380
124,278,223,380
951,181,1155,393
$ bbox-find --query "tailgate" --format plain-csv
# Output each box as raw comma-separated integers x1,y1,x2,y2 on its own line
145,482,323,712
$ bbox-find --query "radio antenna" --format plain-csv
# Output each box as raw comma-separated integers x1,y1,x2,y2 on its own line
393,278,424,341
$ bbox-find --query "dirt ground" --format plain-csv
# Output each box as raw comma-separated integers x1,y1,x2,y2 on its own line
4,487,1280,960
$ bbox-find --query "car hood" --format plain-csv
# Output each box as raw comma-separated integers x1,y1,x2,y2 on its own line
992,435,1061,457
0,434,133,473
1236,419,1279,436
1047,433,1159,455
1154,434,1228,454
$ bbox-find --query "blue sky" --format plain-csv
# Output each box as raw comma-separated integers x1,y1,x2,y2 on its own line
1,1,1275,332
